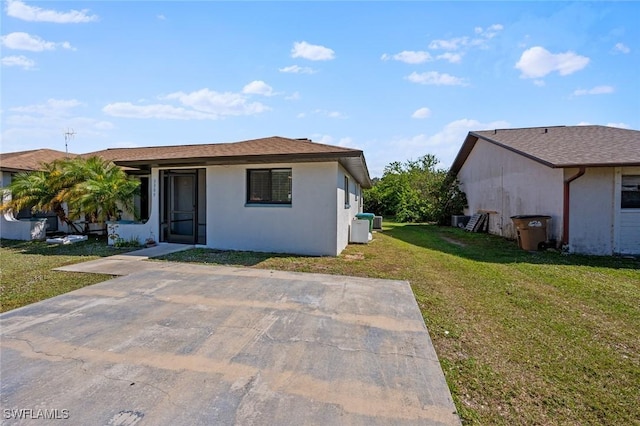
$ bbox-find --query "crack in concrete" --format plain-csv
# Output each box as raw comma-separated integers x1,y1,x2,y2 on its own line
262,332,436,361
4,335,186,411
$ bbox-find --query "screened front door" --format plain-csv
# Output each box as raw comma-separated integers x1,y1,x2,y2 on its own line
161,169,206,244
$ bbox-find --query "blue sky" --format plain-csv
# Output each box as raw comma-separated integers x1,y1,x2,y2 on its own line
1,1,638,177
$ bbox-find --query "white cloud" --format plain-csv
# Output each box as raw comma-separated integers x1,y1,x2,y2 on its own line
312,109,348,119
613,43,630,54
406,71,468,86
242,80,275,96
291,41,335,61
94,121,114,130
436,52,463,63
296,112,306,118
606,122,631,129
103,88,270,120
411,107,431,119
572,85,614,96
157,14,166,21
515,46,590,79
429,37,468,51
3,99,113,151
279,65,316,74
381,50,432,64
6,0,98,23
427,24,503,55
102,103,216,120
1,32,74,52
534,80,546,87
164,88,269,116
10,98,83,116
285,91,300,101
366,118,510,176
1,55,35,69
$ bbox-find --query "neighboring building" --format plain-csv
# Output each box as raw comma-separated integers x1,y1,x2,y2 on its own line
450,125,640,256
2,137,372,256
0,149,72,238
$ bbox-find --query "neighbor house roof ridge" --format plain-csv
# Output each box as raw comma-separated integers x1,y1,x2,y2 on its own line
449,125,640,174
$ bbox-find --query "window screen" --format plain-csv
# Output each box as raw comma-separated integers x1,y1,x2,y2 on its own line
247,169,292,204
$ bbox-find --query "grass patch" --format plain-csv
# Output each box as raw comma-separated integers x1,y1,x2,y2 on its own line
0,237,135,312
158,222,640,425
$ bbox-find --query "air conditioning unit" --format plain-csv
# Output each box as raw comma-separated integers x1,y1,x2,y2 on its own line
350,219,370,244
451,215,471,228
373,216,383,230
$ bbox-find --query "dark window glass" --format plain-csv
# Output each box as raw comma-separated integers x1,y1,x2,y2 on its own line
247,169,292,204
621,175,640,209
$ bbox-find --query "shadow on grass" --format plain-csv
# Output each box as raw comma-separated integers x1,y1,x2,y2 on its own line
384,222,640,270
0,237,137,258
154,248,303,267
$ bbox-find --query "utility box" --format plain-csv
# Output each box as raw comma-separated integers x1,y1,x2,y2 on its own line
355,213,375,232
451,215,471,228
511,215,551,251
373,216,383,230
350,219,370,244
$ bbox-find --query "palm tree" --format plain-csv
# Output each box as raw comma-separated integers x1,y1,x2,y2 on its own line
1,156,140,234
1,159,83,233
66,156,140,224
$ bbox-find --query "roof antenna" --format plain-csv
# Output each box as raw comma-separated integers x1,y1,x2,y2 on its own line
63,128,76,156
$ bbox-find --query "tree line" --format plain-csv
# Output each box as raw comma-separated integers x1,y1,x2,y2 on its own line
363,154,467,225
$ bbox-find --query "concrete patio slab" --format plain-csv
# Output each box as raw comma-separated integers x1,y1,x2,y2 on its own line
1,261,460,425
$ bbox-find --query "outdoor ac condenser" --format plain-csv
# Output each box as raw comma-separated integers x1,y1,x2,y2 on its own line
350,219,370,244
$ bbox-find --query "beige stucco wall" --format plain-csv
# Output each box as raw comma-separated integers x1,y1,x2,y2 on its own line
457,139,564,241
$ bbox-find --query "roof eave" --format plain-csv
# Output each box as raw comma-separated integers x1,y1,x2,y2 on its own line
113,150,373,188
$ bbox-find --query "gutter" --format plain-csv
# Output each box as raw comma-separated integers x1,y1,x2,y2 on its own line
562,167,586,247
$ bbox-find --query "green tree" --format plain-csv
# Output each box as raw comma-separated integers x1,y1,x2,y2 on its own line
1,156,140,233
65,156,139,223
1,159,82,233
363,154,467,223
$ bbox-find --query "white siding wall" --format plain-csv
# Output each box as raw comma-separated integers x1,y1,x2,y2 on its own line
567,167,615,255
615,166,640,255
206,162,342,256
458,139,564,241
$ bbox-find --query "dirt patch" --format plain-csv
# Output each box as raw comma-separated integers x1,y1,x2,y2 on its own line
344,253,365,261
440,237,467,247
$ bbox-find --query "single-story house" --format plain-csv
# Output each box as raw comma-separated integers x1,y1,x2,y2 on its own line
450,125,640,256
1,137,372,256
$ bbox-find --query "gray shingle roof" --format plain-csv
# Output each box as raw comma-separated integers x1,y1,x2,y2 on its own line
451,125,640,173
0,149,72,172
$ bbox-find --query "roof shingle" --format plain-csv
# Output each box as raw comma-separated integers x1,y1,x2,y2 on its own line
451,125,640,172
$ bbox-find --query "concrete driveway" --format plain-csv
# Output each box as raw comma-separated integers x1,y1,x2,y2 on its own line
1,256,460,425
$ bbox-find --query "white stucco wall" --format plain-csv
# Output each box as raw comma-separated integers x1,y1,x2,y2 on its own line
457,139,564,241
206,161,348,256
337,164,363,252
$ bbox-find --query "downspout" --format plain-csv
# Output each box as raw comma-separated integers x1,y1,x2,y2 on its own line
562,167,586,247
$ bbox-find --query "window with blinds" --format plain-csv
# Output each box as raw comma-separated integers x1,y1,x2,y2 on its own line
621,175,640,209
246,168,292,204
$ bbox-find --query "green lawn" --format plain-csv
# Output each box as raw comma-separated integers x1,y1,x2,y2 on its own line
156,222,640,425
2,225,638,424
0,237,132,312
